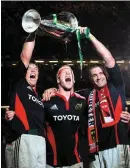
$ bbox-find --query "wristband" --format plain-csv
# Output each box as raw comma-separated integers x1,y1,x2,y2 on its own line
85,28,90,39
26,31,36,42
80,28,90,40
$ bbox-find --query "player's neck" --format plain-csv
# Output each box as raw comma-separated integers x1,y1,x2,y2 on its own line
58,87,72,101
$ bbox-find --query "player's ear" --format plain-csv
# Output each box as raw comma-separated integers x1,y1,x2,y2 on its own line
57,77,60,84
72,71,75,83
73,76,75,83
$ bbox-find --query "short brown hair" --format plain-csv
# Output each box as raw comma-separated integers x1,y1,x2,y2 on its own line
27,59,39,70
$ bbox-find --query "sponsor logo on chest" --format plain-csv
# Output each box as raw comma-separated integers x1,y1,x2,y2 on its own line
53,115,79,121
28,94,44,108
50,104,80,121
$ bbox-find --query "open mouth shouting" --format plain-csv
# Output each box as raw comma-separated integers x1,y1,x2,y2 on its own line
30,74,36,79
65,77,71,82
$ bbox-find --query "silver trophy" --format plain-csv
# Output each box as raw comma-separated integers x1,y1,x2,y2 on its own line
22,9,78,42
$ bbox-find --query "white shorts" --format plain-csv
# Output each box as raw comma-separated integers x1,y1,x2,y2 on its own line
46,162,83,168
89,145,130,168
5,134,46,168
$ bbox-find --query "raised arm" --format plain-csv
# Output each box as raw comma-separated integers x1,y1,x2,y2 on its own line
20,32,36,68
80,27,115,68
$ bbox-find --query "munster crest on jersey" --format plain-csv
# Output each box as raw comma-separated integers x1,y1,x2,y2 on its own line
75,103,82,111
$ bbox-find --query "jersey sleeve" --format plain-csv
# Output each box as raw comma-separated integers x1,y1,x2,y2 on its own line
11,59,27,86
8,88,27,135
8,59,27,100
106,63,127,109
76,89,90,100
106,63,124,87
